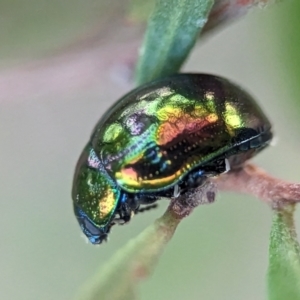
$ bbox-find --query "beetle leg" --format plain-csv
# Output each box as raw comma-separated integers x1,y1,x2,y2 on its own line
204,158,231,176
183,169,207,189
136,203,158,214
115,193,136,224
134,193,160,205
117,202,132,223
224,158,231,173
173,184,180,198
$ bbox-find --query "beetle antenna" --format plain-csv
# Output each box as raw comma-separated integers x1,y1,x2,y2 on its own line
136,203,158,214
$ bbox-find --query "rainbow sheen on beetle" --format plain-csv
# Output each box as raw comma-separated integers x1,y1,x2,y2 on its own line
72,74,272,244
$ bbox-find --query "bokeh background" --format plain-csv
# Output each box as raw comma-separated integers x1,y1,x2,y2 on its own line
0,1,299,299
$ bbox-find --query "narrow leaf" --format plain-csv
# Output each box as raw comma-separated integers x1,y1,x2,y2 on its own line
135,0,214,85
268,204,300,300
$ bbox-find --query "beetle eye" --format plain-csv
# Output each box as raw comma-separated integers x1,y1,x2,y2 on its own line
73,206,106,244
82,216,102,236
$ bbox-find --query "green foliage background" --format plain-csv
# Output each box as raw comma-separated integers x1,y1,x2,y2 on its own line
0,1,299,300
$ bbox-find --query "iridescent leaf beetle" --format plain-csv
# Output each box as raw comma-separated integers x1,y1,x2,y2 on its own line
72,74,272,244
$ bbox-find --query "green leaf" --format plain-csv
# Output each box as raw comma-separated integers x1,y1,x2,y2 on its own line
135,0,214,85
268,205,300,300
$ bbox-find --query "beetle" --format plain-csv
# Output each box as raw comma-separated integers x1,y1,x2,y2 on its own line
72,74,273,244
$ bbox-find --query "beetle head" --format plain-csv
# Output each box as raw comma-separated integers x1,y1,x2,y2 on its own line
72,146,121,244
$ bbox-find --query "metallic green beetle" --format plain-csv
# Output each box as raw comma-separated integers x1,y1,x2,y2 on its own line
72,74,272,244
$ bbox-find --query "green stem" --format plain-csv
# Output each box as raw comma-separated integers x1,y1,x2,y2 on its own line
75,211,180,300
268,204,300,300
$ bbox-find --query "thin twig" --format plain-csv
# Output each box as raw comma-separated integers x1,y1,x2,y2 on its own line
203,0,273,33
0,31,139,103
214,163,300,207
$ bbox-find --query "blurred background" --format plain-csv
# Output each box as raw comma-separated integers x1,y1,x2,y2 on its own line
0,1,299,299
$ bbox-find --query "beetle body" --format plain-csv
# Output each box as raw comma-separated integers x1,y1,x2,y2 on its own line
72,74,272,244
